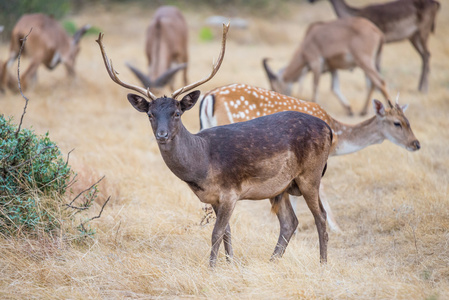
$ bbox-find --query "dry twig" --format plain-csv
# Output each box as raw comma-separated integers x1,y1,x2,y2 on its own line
15,28,33,137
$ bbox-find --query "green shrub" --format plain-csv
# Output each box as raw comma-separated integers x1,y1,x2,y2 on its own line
199,27,214,42
0,115,72,234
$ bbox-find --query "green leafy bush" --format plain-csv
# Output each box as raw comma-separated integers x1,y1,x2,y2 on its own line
199,27,214,42
0,115,72,234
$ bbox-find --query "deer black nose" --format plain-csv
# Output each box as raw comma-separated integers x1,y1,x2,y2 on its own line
156,130,168,141
413,140,421,150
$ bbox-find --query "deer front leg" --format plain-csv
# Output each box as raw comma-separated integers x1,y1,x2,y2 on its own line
211,203,234,263
359,61,389,116
310,63,321,102
210,199,236,267
270,193,298,260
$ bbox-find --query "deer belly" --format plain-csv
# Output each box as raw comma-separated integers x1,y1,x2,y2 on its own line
384,18,418,42
238,157,298,200
326,53,355,70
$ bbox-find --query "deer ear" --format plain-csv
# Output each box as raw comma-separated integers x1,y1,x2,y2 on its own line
401,104,409,112
180,90,201,111
127,93,150,113
373,99,385,117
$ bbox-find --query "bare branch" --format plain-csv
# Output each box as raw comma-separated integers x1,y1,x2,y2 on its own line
65,148,75,166
79,196,111,232
66,175,105,208
15,28,33,138
96,33,157,100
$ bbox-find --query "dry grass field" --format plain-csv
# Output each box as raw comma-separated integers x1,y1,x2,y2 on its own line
1,1,448,298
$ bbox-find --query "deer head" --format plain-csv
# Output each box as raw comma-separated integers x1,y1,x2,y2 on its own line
373,98,420,152
127,91,200,144
96,23,229,145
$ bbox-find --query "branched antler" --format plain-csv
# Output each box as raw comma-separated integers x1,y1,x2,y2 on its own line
15,28,33,137
96,22,230,101
96,33,157,101
172,23,230,99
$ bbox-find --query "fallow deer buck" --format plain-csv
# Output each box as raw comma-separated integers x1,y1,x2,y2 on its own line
263,17,390,116
199,84,421,231
126,6,189,91
97,25,334,267
6,13,91,91
309,0,441,93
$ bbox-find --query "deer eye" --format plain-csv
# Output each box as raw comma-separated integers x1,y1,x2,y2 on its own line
174,112,181,118
148,112,153,119
394,122,402,128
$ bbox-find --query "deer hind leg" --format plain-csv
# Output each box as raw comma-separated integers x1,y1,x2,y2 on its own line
409,32,430,93
359,60,390,116
20,61,40,91
296,177,328,263
330,70,353,116
270,193,299,260
210,199,236,267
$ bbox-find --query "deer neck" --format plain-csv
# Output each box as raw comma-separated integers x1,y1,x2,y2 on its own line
282,50,307,83
329,0,359,18
157,124,209,184
332,116,385,156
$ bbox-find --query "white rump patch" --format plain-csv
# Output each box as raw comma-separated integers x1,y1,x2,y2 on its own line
199,95,217,130
224,101,234,123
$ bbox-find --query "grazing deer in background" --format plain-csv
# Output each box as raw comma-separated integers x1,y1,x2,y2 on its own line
0,26,15,93
6,13,90,91
263,17,390,116
199,84,421,231
309,0,441,93
97,25,333,267
127,6,189,90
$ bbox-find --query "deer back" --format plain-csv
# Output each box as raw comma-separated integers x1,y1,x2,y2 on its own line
11,14,70,66
200,84,338,152
197,110,333,194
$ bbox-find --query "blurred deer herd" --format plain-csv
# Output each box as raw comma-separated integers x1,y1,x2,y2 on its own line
0,0,441,267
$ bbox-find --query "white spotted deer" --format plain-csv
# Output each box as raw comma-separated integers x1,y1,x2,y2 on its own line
263,17,390,116
199,83,421,231
6,13,91,91
127,6,189,90
96,25,334,267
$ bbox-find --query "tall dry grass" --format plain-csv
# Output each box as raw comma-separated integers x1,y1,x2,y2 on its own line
1,1,448,298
